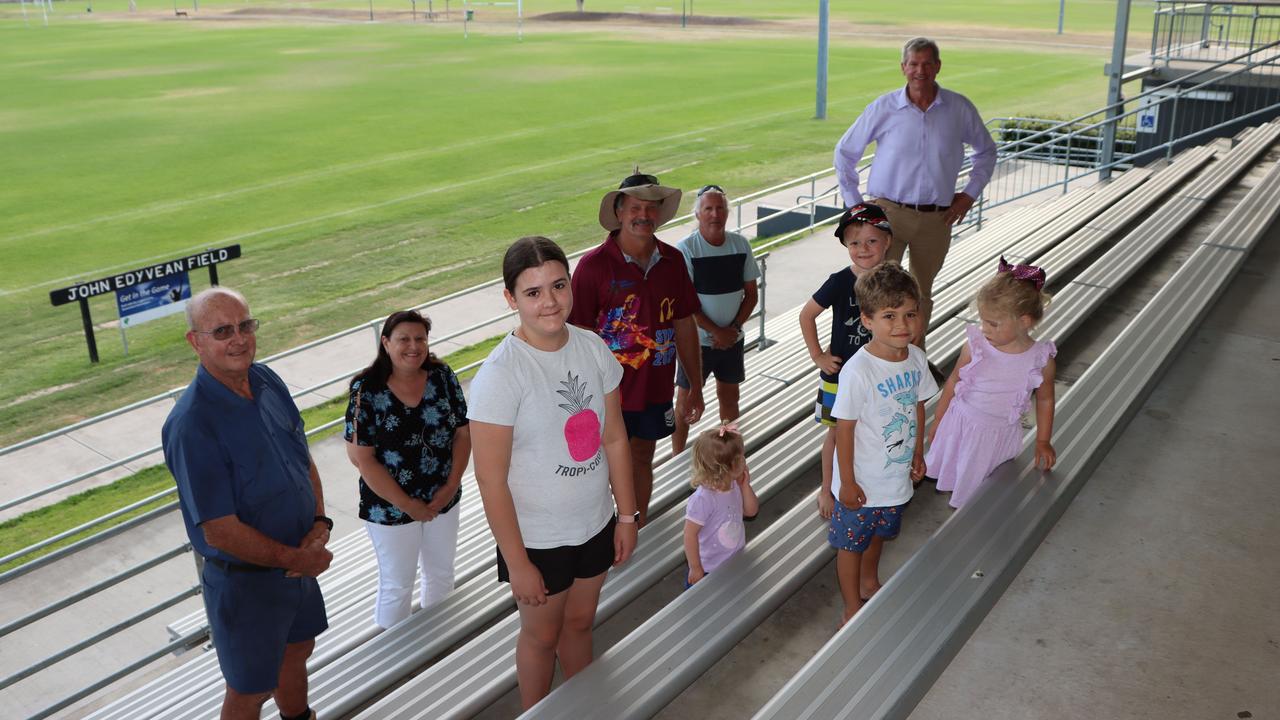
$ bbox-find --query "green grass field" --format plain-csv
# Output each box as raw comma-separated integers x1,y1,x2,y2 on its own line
2,0,1157,32
0,9,1117,446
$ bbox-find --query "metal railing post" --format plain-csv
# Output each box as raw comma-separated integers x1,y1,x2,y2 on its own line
1065,129,1073,192
808,177,817,226
1157,5,1167,58
756,255,772,350
1250,6,1259,52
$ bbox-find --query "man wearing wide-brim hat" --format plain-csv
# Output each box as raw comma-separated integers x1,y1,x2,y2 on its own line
570,172,705,526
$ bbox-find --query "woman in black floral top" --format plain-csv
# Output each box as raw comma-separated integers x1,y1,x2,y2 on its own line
344,310,471,629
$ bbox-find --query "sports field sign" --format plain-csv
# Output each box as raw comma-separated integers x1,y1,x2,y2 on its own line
49,245,240,307
49,245,242,363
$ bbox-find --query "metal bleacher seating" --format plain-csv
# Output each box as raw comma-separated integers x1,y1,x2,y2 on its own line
293,167,1162,717
356,410,828,720
752,124,1280,720
98,153,1135,720
517,122,1280,719
90,306,823,720
313,155,1189,718
111,175,1087,719
92,123,1275,719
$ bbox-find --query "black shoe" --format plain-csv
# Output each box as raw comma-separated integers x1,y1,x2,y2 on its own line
927,361,946,386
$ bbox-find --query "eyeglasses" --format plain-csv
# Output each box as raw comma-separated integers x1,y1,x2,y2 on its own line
697,184,725,197
195,318,259,341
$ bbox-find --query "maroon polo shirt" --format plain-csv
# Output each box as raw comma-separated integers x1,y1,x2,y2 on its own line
569,232,700,412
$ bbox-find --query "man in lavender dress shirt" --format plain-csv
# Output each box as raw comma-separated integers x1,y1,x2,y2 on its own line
834,37,996,350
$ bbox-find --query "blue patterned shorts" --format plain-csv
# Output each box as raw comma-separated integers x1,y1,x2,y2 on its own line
827,501,905,553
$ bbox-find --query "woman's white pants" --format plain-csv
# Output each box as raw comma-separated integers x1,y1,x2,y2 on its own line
365,509,460,629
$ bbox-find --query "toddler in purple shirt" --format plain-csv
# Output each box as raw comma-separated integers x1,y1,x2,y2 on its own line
683,425,760,587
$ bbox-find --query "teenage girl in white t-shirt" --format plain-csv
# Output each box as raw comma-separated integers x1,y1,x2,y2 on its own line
468,236,639,710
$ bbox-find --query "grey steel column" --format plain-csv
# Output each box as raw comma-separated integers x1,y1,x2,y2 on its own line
1100,0,1132,179
816,0,829,120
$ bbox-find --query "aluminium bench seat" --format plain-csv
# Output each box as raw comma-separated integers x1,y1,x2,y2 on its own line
347,229,1143,719
753,125,1280,720
131,326,829,720
254,375,826,720
353,401,830,720
513,122,1280,719
94,307,825,720
931,164,1147,296
930,146,1210,323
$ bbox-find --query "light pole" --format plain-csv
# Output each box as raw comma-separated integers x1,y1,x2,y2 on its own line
816,0,829,119
1100,0,1131,179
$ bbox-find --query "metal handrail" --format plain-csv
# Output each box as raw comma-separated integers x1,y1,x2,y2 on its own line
28,627,211,720
0,586,201,692
995,49,1280,166
0,497,179,583
981,39,1280,154
1152,0,1280,62
0,543,191,639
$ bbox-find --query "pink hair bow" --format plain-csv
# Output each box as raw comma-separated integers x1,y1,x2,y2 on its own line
997,256,1047,291
717,422,740,437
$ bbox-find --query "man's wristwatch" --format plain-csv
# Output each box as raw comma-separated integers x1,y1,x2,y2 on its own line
617,511,640,524
314,515,334,531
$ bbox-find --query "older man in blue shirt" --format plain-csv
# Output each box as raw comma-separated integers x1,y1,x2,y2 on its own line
163,287,332,720
834,37,997,350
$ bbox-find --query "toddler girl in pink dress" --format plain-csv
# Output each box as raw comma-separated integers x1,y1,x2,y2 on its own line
925,258,1057,509
683,425,759,587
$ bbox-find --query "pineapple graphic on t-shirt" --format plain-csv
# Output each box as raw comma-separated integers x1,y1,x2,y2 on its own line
556,371,603,471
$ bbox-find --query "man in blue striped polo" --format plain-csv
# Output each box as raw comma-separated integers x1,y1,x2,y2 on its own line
671,184,761,454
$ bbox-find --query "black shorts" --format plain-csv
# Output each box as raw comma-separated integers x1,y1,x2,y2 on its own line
623,401,675,441
676,340,746,388
497,516,616,596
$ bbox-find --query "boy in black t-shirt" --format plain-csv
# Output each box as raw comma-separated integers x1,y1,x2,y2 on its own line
799,203,894,520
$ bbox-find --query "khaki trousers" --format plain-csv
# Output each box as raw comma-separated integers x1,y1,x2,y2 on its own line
875,199,952,348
